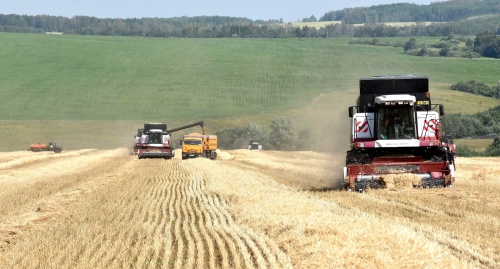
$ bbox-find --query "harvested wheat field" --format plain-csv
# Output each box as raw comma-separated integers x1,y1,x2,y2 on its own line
0,149,498,268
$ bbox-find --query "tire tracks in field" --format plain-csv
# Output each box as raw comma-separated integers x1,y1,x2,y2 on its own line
131,159,290,269
360,192,498,268
0,149,134,254
1,152,291,268
0,149,112,190
417,226,497,269
186,159,292,269
0,149,97,171
317,191,497,268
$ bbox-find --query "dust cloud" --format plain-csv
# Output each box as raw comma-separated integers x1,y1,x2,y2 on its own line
289,89,355,189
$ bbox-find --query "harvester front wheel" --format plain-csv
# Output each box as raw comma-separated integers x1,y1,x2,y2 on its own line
445,175,454,188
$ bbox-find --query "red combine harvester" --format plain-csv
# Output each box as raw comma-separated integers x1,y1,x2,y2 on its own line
344,76,456,191
133,123,174,159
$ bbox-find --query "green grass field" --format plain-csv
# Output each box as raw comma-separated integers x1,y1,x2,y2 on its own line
455,138,494,151
0,32,498,151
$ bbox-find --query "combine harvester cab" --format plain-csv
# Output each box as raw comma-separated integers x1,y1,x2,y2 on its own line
344,76,456,191
134,123,174,159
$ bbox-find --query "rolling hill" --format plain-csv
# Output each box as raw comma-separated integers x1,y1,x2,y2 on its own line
0,32,498,151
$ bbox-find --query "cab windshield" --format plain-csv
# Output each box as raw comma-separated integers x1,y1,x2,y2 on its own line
149,133,163,144
184,139,202,145
377,106,416,140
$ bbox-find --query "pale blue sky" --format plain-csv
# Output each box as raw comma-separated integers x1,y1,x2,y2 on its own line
2,0,445,22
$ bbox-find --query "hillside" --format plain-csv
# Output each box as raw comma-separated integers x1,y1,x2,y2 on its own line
1,33,498,121
320,0,500,23
0,33,499,151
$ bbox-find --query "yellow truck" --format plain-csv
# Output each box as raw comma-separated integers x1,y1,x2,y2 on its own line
168,121,217,160
181,133,218,160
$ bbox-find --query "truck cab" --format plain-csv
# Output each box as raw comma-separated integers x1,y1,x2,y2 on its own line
181,135,203,159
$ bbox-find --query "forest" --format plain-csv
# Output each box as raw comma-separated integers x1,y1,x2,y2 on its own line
0,0,499,38
320,0,500,23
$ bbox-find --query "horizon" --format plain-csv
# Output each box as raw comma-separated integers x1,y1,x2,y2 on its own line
2,0,446,22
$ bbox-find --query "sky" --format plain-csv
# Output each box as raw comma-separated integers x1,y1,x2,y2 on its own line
2,0,446,22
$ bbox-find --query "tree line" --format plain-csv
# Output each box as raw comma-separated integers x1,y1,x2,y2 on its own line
1,13,499,38
404,33,500,59
446,80,500,157
1,0,500,38
216,116,340,153
216,117,308,151
456,137,500,157
320,0,500,24
450,80,500,99
350,33,500,59
447,105,500,140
